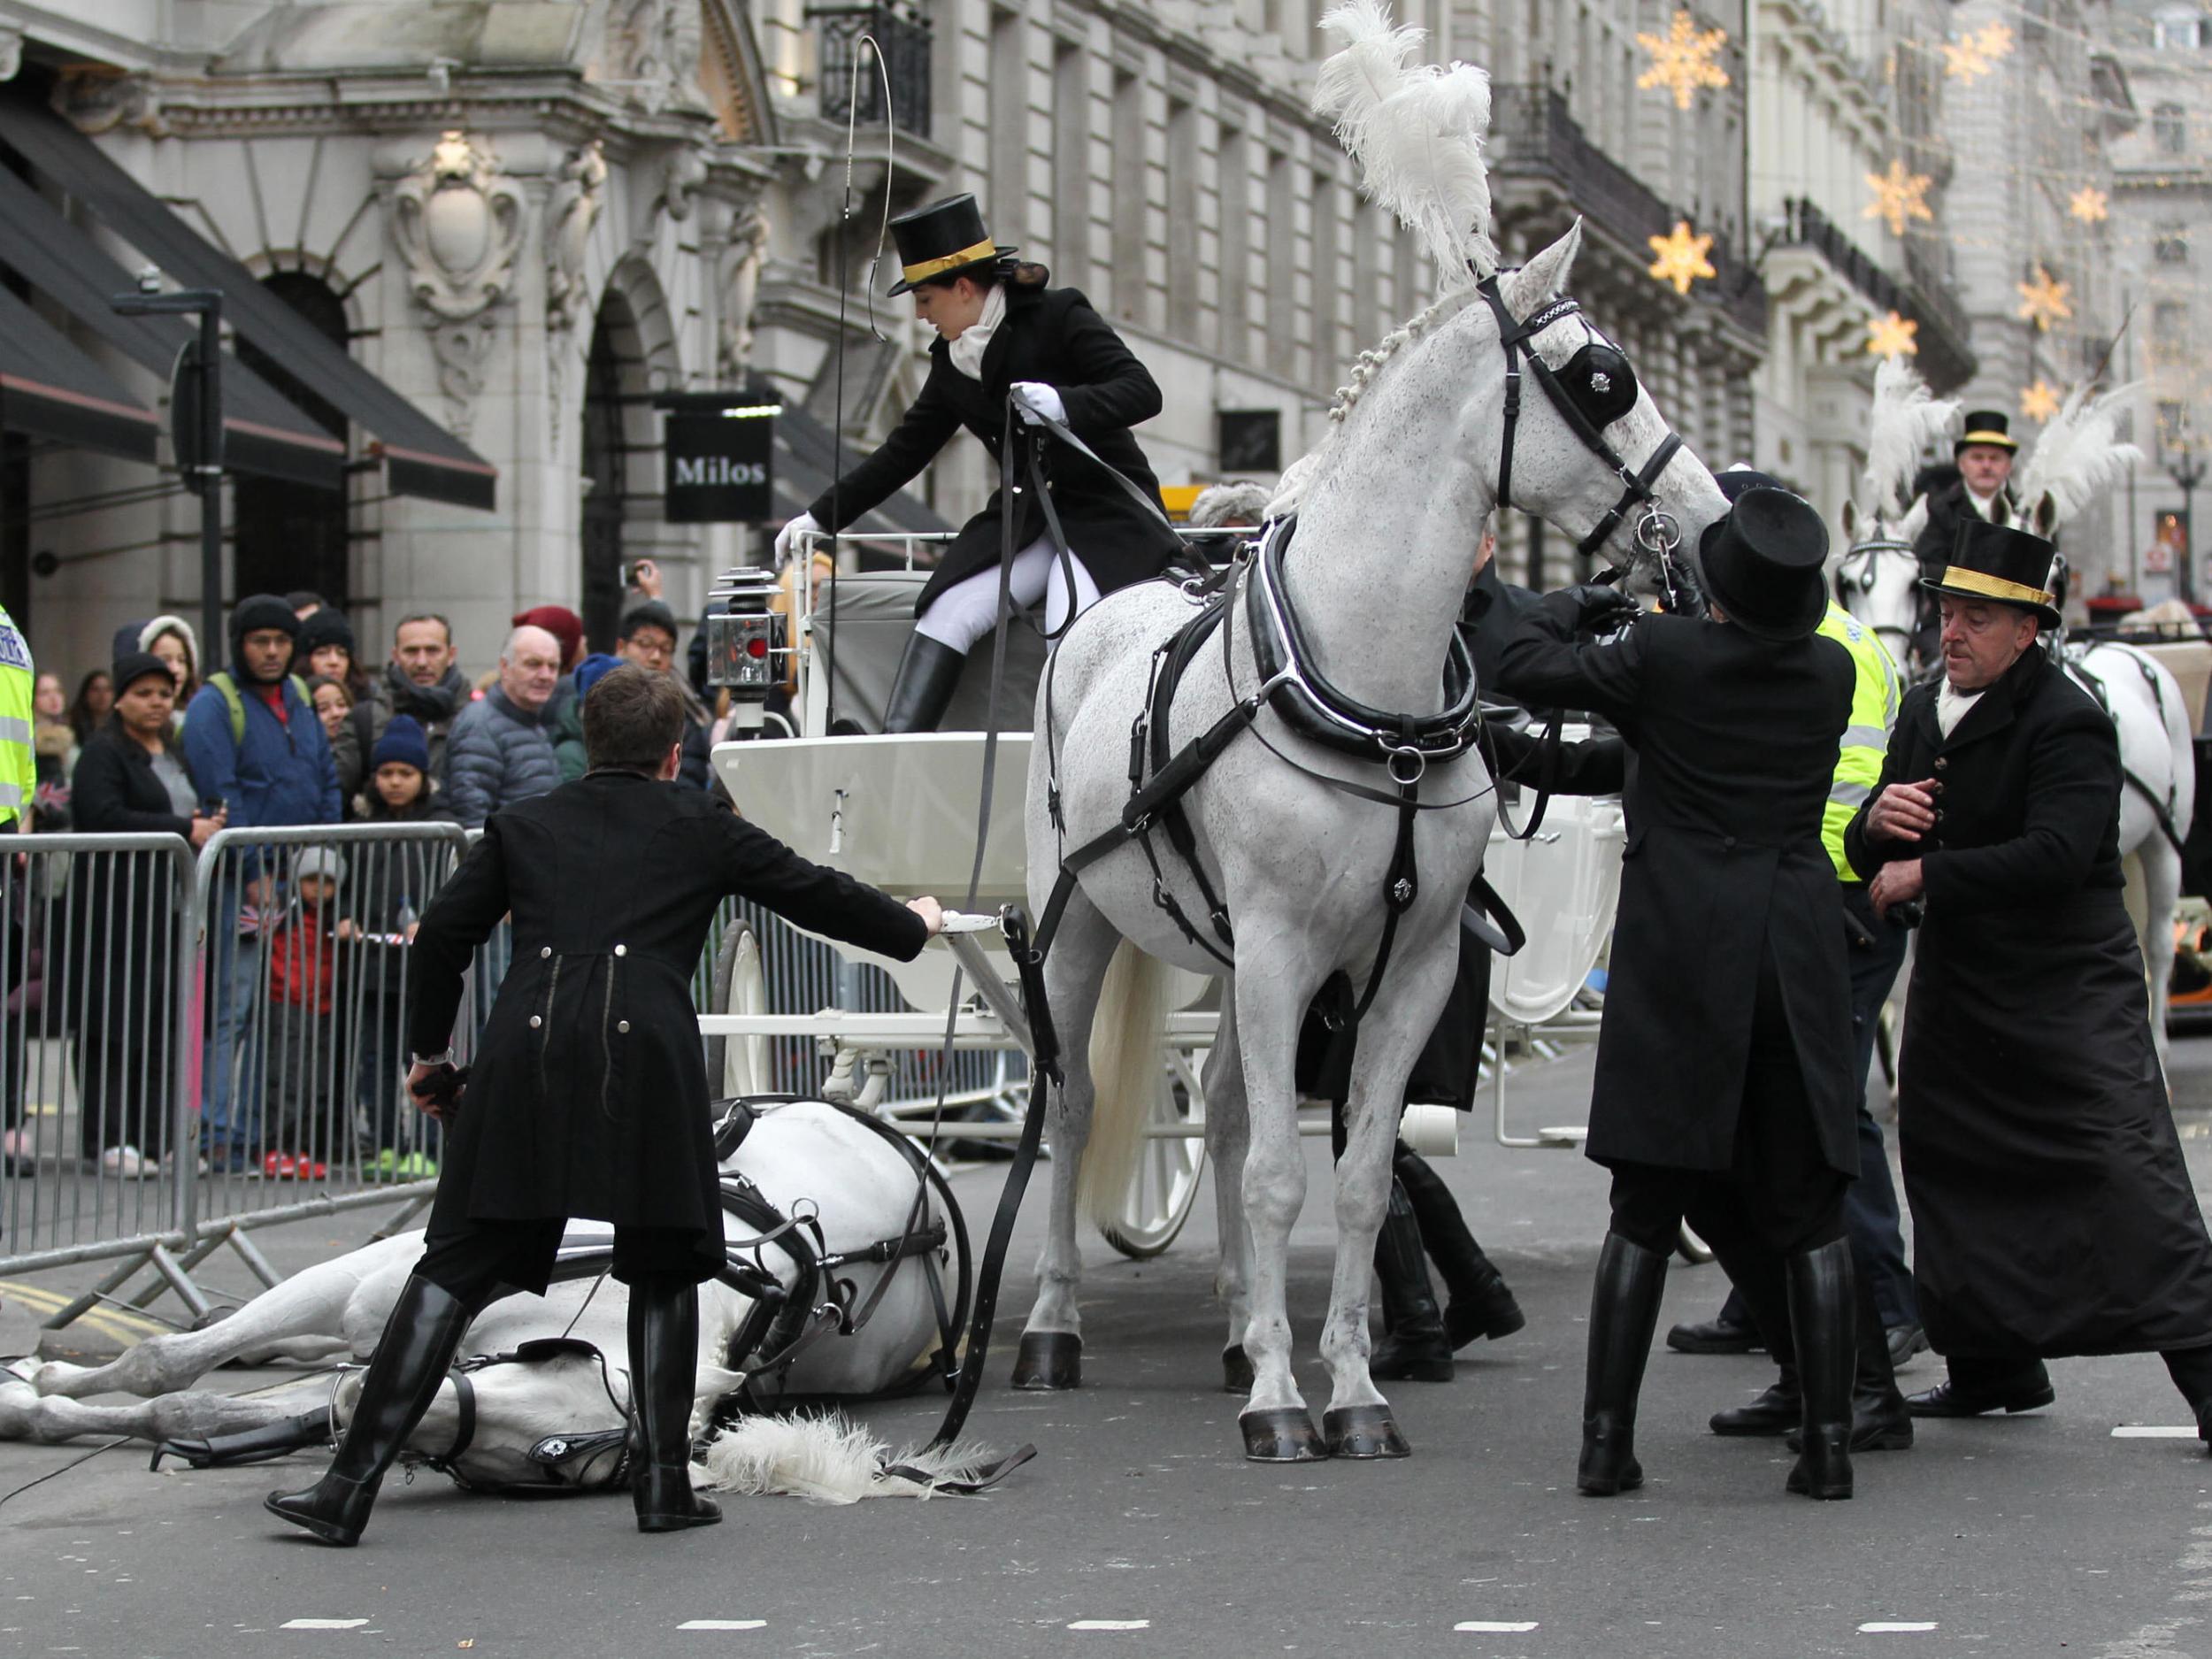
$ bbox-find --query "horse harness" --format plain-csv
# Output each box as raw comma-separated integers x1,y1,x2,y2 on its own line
2062,642,2188,856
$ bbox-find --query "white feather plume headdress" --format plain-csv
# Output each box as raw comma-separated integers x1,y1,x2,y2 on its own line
1313,1,1497,286
2016,381,2146,533
1859,357,1960,525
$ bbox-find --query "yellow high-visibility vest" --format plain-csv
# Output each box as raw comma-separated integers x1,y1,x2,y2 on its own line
1818,603,1901,884
0,605,33,827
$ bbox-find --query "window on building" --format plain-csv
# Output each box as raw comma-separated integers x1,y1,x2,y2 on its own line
2156,102,2190,154
2157,226,2192,265
2159,399,2191,460
2154,301,2193,367
2154,9,2207,50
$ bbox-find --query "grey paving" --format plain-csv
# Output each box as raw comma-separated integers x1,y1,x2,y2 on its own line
5,1039,2212,1658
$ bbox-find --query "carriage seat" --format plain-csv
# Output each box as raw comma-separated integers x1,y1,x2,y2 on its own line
810,569,1046,733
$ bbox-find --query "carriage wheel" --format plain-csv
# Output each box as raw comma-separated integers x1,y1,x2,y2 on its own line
1676,1221,1716,1265
1098,1054,1208,1259
705,921,772,1098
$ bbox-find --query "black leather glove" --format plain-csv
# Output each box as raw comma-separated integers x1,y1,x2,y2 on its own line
1549,582,1640,634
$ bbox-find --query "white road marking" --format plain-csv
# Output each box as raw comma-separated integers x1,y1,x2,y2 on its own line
280,1619,369,1631
1455,1623,1540,1633
2111,1426,2200,1438
1859,1623,1938,1633
1067,1621,1151,1631
678,1620,767,1632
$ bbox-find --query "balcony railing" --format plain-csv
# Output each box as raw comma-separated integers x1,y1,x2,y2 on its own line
1781,197,1977,391
810,3,932,140
1487,86,1768,339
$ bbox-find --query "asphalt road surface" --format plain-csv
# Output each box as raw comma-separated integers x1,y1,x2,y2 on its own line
9,1039,2212,1658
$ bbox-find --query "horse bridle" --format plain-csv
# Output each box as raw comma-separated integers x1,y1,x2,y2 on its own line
1475,275,1690,599
1835,534,1929,669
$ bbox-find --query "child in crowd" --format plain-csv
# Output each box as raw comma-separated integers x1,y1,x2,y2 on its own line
308,674,365,802
263,845,349,1180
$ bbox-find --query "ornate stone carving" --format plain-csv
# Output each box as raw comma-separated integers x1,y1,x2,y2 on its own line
609,0,707,114
717,202,770,384
659,146,708,225
389,131,526,432
545,141,607,338
53,68,158,134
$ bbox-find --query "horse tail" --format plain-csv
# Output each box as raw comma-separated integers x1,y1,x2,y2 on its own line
1078,941,1173,1234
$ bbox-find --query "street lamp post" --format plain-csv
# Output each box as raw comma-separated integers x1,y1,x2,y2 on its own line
2173,427,2207,611
111,277,225,664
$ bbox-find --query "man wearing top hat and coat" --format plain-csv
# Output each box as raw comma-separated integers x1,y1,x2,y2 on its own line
1914,411,2023,571
772,194,1183,733
1498,487,1867,1502
1847,520,2212,1439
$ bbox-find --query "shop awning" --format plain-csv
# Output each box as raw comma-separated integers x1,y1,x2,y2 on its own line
0,96,495,510
0,165,345,490
0,284,158,464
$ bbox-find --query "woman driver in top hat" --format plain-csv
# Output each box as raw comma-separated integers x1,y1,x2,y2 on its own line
773,194,1184,733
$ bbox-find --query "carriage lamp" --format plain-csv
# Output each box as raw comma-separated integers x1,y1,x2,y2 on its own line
703,565,787,733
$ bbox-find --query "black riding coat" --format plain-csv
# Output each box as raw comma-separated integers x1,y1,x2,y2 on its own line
409,772,929,1285
1912,480,2022,572
1846,646,2212,1356
1498,602,1859,1175
806,278,1183,618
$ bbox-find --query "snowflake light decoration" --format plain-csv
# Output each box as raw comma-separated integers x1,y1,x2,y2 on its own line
1864,160,1935,239
2069,186,2109,224
1865,311,1920,359
1637,10,1731,111
2020,380,2062,422
1943,36,1993,81
1974,22,2016,61
1647,221,1717,295
2016,266,2073,334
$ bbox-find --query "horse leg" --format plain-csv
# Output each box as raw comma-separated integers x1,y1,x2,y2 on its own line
2142,838,2184,1087
1204,990,1256,1394
0,1371,330,1448
1010,893,1118,1391
25,1235,421,1400
1232,960,1326,1462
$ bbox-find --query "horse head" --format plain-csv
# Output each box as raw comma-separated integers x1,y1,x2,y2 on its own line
1834,496,1930,672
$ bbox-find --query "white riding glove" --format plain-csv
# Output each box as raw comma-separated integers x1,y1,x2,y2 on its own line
772,511,821,566
1011,382,1067,426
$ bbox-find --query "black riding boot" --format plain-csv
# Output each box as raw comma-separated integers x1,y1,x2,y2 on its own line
1844,1256,1913,1451
629,1275,723,1533
1578,1233,1668,1495
1703,1240,1799,1437
265,1275,472,1546
1369,1178,1454,1382
1785,1240,1856,1500
1393,1144,1525,1346
881,635,967,734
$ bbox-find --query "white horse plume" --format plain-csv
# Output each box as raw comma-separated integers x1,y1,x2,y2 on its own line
1310,0,1426,157
2018,381,2145,533
1860,357,1959,524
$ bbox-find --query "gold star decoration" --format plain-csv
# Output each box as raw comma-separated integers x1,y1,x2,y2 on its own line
1864,159,1935,238
1636,10,1731,111
1943,36,1993,82
1865,311,1920,358
2016,265,2073,333
2069,186,2109,224
1647,220,1717,296
2021,380,2062,422
1974,21,2016,62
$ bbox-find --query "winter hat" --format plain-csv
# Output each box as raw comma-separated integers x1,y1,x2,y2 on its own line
573,652,623,703
371,714,431,775
111,619,150,664
511,604,585,669
111,651,175,696
230,595,300,649
297,608,357,661
291,845,348,887
137,614,200,682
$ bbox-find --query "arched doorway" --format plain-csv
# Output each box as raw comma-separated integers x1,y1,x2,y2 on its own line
580,291,644,651
234,273,350,604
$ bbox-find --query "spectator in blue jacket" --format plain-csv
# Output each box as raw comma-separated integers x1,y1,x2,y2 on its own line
182,594,342,1171
444,625,563,829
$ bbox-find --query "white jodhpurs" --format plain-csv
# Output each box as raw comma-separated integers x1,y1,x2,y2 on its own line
912,534,1102,653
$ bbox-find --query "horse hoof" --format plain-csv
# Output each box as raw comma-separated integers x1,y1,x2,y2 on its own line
1221,1344,1256,1394
1010,1331,1081,1391
1240,1407,1329,1463
1322,1404,1411,1459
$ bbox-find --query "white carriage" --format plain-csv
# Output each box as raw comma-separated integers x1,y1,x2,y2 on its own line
696,534,1623,1256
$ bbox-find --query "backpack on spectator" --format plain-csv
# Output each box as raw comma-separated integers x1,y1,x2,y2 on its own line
205,671,312,745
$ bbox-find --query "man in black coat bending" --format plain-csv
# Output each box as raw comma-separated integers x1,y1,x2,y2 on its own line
1499,488,1864,1501
1847,520,2212,1436
267,666,941,1546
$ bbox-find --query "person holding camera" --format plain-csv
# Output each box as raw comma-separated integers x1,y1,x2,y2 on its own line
1498,486,1866,1502
266,664,941,1547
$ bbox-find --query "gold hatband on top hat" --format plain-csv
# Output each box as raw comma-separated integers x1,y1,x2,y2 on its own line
900,237,1002,286
1959,429,2018,449
1938,565,2053,607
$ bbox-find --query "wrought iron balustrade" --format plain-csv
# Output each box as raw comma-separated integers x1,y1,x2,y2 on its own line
810,3,933,139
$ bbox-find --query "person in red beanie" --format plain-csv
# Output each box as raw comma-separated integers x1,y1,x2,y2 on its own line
510,605,584,673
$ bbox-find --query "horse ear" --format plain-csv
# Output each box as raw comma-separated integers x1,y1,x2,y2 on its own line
2035,492,2060,539
1841,499,1862,541
1499,219,1584,315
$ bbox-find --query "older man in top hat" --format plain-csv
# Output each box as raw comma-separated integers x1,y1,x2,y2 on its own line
1500,487,1865,1501
1913,411,2022,570
772,193,1182,733
1847,520,2212,1440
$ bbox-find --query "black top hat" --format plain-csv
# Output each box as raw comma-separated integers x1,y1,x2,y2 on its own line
887,195,1018,296
1698,487,1831,641
1955,410,2019,456
1712,465,1784,503
1919,518,2060,626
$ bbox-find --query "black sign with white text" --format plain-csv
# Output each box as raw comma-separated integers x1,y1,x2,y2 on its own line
663,402,776,523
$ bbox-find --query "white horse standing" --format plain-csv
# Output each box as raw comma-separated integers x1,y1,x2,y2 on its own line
1006,32,1726,1455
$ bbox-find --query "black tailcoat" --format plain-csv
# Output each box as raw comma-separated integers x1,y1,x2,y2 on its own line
1912,480,2022,572
1498,603,1859,1175
1846,647,2212,1356
409,772,928,1286
806,279,1183,618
